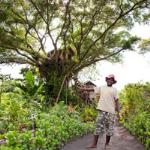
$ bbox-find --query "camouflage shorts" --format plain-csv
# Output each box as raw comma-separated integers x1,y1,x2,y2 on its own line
94,110,115,136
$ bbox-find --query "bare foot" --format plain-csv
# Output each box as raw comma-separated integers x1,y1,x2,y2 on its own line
104,144,111,149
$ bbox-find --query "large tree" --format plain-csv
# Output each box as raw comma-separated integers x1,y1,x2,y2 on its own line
0,0,150,100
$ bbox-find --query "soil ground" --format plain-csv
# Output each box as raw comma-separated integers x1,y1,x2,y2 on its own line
61,124,145,150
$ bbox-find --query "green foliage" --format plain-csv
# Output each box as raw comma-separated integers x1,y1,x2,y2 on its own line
0,92,94,150
0,92,29,131
60,87,82,105
120,82,150,149
79,100,97,122
15,70,45,104
0,0,150,83
139,38,150,54
1,0,150,102
80,103,98,122
123,112,150,148
43,71,65,103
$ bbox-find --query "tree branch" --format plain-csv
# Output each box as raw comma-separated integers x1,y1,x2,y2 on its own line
11,9,42,53
74,47,125,73
1,29,33,55
81,0,147,60
56,74,67,103
15,49,37,64
0,44,37,64
29,0,47,24
0,53,35,65
0,59,34,65
55,0,72,49
20,1,46,54
45,0,55,51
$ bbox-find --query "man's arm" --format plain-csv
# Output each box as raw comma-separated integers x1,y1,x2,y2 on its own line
115,98,119,112
95,95,100,102
115,98,120,120
77,86,94,92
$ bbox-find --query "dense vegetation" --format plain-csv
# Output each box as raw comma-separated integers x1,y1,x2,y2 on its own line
0,0,150,150
120,83,150,149
0,72,96,150
1,70,150,150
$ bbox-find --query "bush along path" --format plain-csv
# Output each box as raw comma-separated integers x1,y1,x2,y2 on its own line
0,102,94,150
61,123,145,150
119,83,150,149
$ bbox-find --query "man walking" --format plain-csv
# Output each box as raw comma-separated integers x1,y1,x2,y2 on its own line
79,74,120,149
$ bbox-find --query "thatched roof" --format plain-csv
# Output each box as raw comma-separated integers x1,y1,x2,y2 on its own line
84,81,96,86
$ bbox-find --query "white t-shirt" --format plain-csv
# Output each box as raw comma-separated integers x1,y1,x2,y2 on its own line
94,85,118,114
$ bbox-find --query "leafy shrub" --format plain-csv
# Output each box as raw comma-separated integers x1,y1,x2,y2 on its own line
120,83,150,150
0,71,94,149
1,102,94,150
80,106,97,122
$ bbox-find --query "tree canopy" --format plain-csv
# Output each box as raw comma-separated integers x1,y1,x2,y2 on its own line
0,0,150,78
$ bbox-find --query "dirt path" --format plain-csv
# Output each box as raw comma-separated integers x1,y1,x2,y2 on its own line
61,124,145,150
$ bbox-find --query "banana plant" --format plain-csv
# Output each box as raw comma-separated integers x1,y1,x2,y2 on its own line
15,70,44,106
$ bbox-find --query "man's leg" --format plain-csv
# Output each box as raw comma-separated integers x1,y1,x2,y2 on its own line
105,113,115,148
86,135,99,148
105,135,111,145
104,135,112,149
86,111,105,148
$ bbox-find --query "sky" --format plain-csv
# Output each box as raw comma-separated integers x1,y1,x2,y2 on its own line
0,23,150,90
94,51,150,90
85,23,150,90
